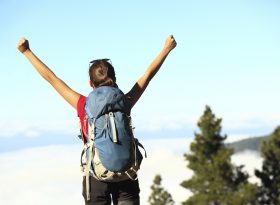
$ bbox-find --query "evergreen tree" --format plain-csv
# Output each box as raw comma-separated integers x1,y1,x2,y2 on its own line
181,106,258,205
148,174,174,205
255,126,280,205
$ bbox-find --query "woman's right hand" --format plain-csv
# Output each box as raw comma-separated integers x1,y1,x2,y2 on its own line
164,35,177,53
17,37,30,53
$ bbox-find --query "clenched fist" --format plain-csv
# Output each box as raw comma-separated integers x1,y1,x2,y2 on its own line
17,37,30,53
164,35,177,52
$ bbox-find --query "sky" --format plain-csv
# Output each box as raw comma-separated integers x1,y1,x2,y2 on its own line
1,0,280,142
0,0,280,204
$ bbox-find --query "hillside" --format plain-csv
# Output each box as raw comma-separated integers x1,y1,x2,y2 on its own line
226,135,270,153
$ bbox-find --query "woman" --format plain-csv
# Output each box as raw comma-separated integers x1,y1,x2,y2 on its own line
17,35,177,205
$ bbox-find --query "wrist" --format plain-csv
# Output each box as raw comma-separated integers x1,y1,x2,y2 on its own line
162,47,171,55
23,49,31,55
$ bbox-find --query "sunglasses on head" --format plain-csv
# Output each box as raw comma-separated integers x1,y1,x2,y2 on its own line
89,58,112,67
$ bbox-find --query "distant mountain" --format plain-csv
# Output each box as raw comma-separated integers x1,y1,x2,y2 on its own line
226,135,271,153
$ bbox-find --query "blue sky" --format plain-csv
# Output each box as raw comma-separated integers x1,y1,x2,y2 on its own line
1,0,280,150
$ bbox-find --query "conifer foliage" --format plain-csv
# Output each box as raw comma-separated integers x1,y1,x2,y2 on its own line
255,126,280,205
181,106,257,205
148,174,174,205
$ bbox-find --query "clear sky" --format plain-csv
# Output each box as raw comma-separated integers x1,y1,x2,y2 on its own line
1,0,280,145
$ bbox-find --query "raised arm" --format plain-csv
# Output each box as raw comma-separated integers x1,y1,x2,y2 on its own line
126,35,177,107
17,37,81,110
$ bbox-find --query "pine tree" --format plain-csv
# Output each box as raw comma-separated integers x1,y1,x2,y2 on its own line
148,174,174,205
255,126,280,205
181,106,258,205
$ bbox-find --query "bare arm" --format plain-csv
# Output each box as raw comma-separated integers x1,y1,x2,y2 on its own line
17,38,81,110
126,35,177,107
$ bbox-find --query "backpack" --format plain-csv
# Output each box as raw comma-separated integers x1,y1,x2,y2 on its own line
80,86,146,201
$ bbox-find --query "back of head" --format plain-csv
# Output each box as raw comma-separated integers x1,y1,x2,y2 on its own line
89,59,117,88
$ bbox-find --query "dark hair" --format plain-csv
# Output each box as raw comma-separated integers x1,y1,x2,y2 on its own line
88,59,117,87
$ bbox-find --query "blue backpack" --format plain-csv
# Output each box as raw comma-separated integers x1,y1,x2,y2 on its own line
80,86,146,200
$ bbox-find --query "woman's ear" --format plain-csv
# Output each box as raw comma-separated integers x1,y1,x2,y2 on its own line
89,80,95,89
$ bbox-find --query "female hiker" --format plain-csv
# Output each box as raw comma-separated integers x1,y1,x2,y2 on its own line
17,35,177,205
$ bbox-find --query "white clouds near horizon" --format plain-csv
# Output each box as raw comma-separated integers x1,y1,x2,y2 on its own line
0,138,263,205
2,112,280,140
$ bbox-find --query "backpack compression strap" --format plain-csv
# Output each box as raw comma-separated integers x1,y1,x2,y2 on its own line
85,119,95,201
109,112,118,143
